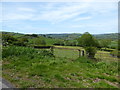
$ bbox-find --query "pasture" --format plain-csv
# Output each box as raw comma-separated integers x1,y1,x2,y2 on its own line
53,46,118,61
2,46,119,88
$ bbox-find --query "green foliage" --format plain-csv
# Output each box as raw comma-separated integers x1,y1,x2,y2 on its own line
53,40,64,46
2,33,30,46
13,37,29,46
33,38,46,45
25,34,38,37
77,32,99,47
2,34,17,45
99,39,111,49
2,32,119,88
77,32,98,58
2,46,53,58
45,33,118,40
85,47,97,58
2,46,119,88
64,40,78,46
31,34,38,37
2,46,36,58
18,37,28,42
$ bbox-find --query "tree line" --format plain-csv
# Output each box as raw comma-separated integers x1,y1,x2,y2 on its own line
2,32,119,59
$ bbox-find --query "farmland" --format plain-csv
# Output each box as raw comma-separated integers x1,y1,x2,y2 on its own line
1,1,119,88
2,45,119,88
1,31,119,88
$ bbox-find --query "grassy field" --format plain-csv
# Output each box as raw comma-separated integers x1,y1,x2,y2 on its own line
53,46,84,59
53,46,118,61
2,46,119,88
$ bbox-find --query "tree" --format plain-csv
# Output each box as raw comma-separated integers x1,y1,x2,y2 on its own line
13,37,29,46
77,32,99,58
33,38,46,45
64,40,78,46
18,37,29,43
53,40,65,46
31,34,38,37
78,32,99,47
99,39,111,49
2,34,17,46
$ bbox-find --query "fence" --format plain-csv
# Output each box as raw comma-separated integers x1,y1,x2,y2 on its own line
34,46,119,60
34,46,85,59
53,47,85,58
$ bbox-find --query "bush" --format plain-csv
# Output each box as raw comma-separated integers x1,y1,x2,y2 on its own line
85,47,97,58
13,41,26,46
2,46,36,58
53,40,65,46
33,38,46,45
2,34,17,46
2,46,53,58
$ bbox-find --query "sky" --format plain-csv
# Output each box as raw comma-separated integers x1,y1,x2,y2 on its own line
0,0,118,34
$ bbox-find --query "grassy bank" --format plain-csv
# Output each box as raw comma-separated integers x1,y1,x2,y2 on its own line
2,46,119,88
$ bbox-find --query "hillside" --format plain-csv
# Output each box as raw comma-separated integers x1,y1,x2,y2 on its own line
42,33,118,40
93,33,118,40
2,31,119,88
2,31,118,40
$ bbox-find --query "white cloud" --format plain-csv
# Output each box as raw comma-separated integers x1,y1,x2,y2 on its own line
3,13,34,21
17,7,35,12
2,2,117,24
71,25,83,28
31,2,91,23
2,1,118,34
1,0,119,2
73,16,92,21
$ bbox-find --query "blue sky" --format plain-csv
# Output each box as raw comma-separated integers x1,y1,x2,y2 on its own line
1,0,118,34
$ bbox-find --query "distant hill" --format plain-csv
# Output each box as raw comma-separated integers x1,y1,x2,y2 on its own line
43,33,82,40
2,31,24,38
2,31,118,40
93,33,118,40
44,33,118,40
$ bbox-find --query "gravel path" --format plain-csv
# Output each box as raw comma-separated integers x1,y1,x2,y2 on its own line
0,77,15,89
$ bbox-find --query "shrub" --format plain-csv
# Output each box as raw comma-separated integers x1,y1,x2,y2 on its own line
2,46,53,58
2,34,17,46
33,38,46,45
2,46,36,58
13,41,26,46
85,47,97,58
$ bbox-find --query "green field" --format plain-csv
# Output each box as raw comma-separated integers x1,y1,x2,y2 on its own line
2,46,119,88
53,46,118,61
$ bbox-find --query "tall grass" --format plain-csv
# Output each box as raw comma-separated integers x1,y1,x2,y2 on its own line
2,46,119,88
2,46,53,58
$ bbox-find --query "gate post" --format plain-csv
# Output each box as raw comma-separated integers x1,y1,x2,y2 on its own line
81,50,84,56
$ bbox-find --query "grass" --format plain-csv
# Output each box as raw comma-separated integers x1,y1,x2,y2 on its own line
2,46,119,88
54,48,80,59
53,46,84,59
54,46,118,61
